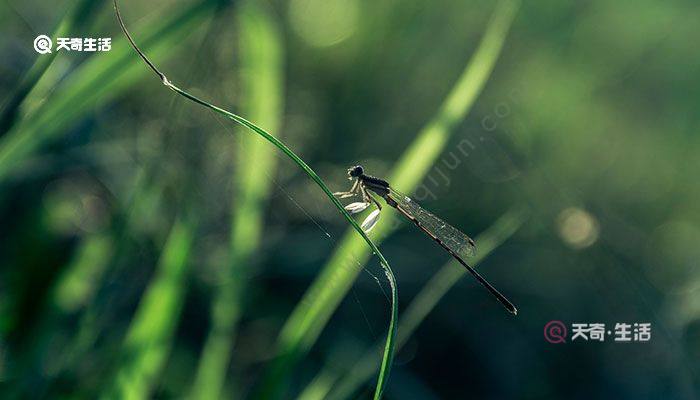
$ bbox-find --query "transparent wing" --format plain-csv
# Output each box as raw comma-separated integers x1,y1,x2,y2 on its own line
390,188,477,258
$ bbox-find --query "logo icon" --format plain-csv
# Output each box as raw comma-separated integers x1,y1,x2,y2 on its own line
34,35,53,54
544,320,567,344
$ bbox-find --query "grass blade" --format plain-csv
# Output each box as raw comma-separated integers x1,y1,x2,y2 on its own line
190,1,285,398
112,1,398,398
52,233,115,314
0,0,106,134
326,207,528,400
258,0,520,396
0,0,220,182
101,215,196,400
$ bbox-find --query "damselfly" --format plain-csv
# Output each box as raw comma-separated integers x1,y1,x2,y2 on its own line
334,165,517,315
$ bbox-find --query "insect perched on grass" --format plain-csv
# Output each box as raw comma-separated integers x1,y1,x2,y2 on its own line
335,165,517,315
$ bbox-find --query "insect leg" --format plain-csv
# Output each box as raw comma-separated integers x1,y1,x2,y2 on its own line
361,185,382,211
333,179,359,198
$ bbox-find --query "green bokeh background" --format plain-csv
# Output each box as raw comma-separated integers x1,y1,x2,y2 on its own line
1,0,699,398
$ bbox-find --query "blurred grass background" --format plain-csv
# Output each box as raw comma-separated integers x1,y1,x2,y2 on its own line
2,0,700,399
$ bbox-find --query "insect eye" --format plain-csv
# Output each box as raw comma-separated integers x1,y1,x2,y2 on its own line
349,165,363,177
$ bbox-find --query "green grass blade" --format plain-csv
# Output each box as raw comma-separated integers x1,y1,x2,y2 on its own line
101,215,196,400
171,41,399,400
390,0,520,191
0,0,105,134
259,0,520,396
325,207,528,400
0,0,220,182
112,1,398,398
5,232,114,398
297,365,340,400
52,233,114,313
41,165,170,389
190,1,285,398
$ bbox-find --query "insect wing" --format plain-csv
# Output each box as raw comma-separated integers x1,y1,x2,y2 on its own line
389,188,477,258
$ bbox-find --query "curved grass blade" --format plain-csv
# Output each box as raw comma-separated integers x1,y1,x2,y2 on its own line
258,0,520,397
326,207,528,400
112,2,398,398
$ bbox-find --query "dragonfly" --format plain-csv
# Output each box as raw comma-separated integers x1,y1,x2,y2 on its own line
334,165,517,315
